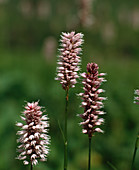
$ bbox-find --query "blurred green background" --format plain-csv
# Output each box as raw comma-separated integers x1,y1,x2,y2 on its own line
0,0,139,170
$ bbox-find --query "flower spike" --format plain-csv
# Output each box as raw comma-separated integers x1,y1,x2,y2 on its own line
55,31,84,90
79,63,107,138
16,101,50,166
134,89,139,105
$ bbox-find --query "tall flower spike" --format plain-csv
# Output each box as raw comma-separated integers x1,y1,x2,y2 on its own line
16,101,50,166
55,31,84,90
134,89,139,105
79,63,107,138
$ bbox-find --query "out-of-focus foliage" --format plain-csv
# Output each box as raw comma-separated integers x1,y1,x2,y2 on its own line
0,0,139,170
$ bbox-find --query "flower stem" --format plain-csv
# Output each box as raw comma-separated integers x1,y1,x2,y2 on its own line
31,163,33,170
131,132,139,170
64,88,69,170
88,137,92,170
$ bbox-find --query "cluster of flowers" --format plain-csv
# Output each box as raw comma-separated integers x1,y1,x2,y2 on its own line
55,31,84,90
16,31,107,167
78,63,106,138
16,101,50,166
17,31,138,168
55,32,107,138
134,89,139,105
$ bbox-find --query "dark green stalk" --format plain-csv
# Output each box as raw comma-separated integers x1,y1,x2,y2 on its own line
64,88,69,170
31,163,33,170
88,137,92,170
131,132,139,170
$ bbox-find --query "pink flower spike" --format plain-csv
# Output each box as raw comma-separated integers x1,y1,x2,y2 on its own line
56,31,84,90
134,89,139,105
79,62,107,138
16,101,50,166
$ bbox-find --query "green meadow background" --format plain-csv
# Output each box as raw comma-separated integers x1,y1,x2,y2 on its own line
0,0,139,169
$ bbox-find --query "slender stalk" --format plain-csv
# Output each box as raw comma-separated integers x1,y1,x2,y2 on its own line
88,137,92,170
31,163,33,170
131,132,139,170
64,88,69,170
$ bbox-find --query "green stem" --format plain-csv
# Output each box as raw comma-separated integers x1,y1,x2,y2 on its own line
131,132,139,170
31,163,33,170
88,137,92,170
64,88,69,170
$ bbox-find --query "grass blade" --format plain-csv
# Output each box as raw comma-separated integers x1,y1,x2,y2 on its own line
131,132,139,170
107,161,118,170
